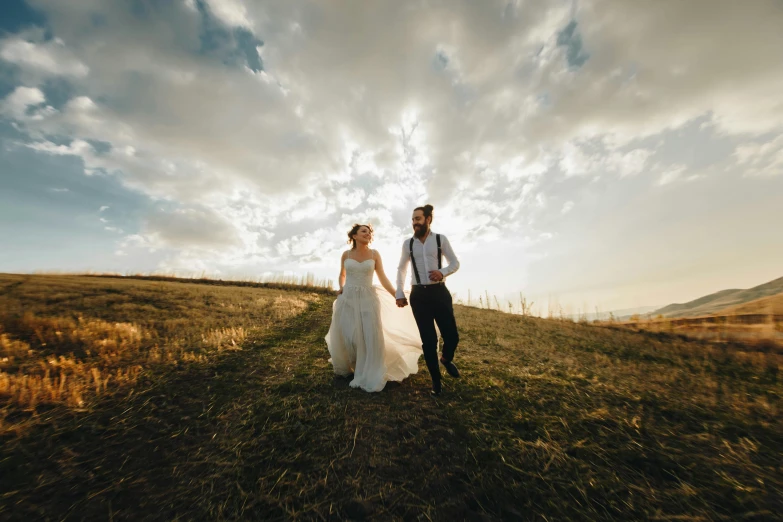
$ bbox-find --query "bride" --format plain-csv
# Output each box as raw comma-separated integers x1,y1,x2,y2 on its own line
325,223,422,392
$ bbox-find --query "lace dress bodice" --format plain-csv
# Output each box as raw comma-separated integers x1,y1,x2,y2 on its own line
343,258,375,289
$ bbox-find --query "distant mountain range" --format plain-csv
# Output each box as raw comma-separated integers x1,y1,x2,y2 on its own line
612,305,663,321
652,276,783,318
567,305,662,322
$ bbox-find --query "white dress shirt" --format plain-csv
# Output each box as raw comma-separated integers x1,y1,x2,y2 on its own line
395,231,460,299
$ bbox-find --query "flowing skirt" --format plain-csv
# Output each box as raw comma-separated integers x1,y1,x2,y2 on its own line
325,285,422,392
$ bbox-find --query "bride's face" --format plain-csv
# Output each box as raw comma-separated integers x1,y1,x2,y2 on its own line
354,226,372,245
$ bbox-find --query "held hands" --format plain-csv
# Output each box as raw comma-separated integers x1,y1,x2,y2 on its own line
428,270,444,282
396,298,408,308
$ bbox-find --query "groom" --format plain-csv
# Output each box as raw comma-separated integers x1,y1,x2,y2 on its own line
396,204,461,396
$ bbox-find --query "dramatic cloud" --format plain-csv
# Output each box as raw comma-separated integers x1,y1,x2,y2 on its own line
0,36,89,78
2,0,782,309
1,85,46,119
141,207,244,250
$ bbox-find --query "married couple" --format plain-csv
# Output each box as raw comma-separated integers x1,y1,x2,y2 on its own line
325,204,461,396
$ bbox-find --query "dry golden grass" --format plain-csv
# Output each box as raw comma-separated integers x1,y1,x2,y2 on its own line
0,274,320,414
721,292,783,316
607,311,783,355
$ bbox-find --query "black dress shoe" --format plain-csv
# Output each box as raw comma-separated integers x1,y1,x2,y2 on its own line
430,389,441,397
440,358,460,378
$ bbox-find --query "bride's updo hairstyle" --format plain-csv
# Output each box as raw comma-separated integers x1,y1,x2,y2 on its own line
347,223,374,249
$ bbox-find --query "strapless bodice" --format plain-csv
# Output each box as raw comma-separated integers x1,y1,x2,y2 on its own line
344,258,375,289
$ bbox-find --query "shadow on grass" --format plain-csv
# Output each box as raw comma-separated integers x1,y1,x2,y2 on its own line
1,284,781,521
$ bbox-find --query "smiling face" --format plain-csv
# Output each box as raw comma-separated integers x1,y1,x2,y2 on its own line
352,225,373,247
412,210,431,238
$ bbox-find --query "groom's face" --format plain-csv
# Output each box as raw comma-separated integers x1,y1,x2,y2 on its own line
412,210,430,238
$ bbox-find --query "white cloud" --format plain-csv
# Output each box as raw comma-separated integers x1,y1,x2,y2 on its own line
2,0,782,280
276,227,339,263
525,0,783,141
657,165,686,186
559,143,599,177
334,187,366,211
26,137,92,157
202,0,254,29
560,142,652,178
608,149,653,178
0,37,89,78
734,135,783,177
134,207,244,250
286,194,336,223
1,86,46,120
561,201,574,214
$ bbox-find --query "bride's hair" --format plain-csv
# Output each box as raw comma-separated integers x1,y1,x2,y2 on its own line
414,204,434,222
347,223,374,249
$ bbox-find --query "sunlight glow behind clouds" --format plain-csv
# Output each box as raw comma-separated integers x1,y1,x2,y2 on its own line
2,0,783,310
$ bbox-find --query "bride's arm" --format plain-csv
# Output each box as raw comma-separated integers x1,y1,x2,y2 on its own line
337,251,348,294
373,250,397,298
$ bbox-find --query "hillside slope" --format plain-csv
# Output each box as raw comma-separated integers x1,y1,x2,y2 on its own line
720,291,783,316
1,274,781,521
653,275,783,317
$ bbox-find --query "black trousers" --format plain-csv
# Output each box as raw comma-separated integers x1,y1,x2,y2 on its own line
410,283,459,392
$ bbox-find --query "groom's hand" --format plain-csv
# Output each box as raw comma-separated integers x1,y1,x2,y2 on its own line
428,270,444,282
396,298,408,308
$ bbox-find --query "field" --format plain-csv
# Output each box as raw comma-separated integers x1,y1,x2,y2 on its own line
1,274,781,521
607,312,783,351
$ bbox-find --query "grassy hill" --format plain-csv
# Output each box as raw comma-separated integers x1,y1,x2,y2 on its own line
653,276,783,318
721,292,783,316
1,274,781,521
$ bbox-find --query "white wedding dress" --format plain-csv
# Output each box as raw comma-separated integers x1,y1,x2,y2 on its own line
325,258,422,392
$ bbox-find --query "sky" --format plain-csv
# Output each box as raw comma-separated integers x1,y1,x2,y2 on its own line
1,0,782,316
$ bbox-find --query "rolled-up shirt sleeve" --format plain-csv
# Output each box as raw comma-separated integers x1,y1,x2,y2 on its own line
438,235,460,277
395,240,409,299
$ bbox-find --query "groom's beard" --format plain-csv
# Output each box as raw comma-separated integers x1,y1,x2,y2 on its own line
413,223,428,238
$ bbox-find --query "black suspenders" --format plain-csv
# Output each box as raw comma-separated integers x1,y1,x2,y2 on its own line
409,234,442,285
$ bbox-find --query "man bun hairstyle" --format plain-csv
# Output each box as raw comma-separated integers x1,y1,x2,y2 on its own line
414,204,434,222
347,223,374,249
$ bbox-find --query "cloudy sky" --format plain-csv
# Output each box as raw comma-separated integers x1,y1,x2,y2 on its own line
1,0,782,315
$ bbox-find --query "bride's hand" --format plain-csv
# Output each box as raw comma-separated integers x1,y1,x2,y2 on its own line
337,288,343,295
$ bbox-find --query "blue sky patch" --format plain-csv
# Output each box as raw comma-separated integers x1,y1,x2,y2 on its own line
0,0,46,35
433,50,449,72
0,122,152,273
557,20,589,69
40,77,78,110
196,0,264,72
